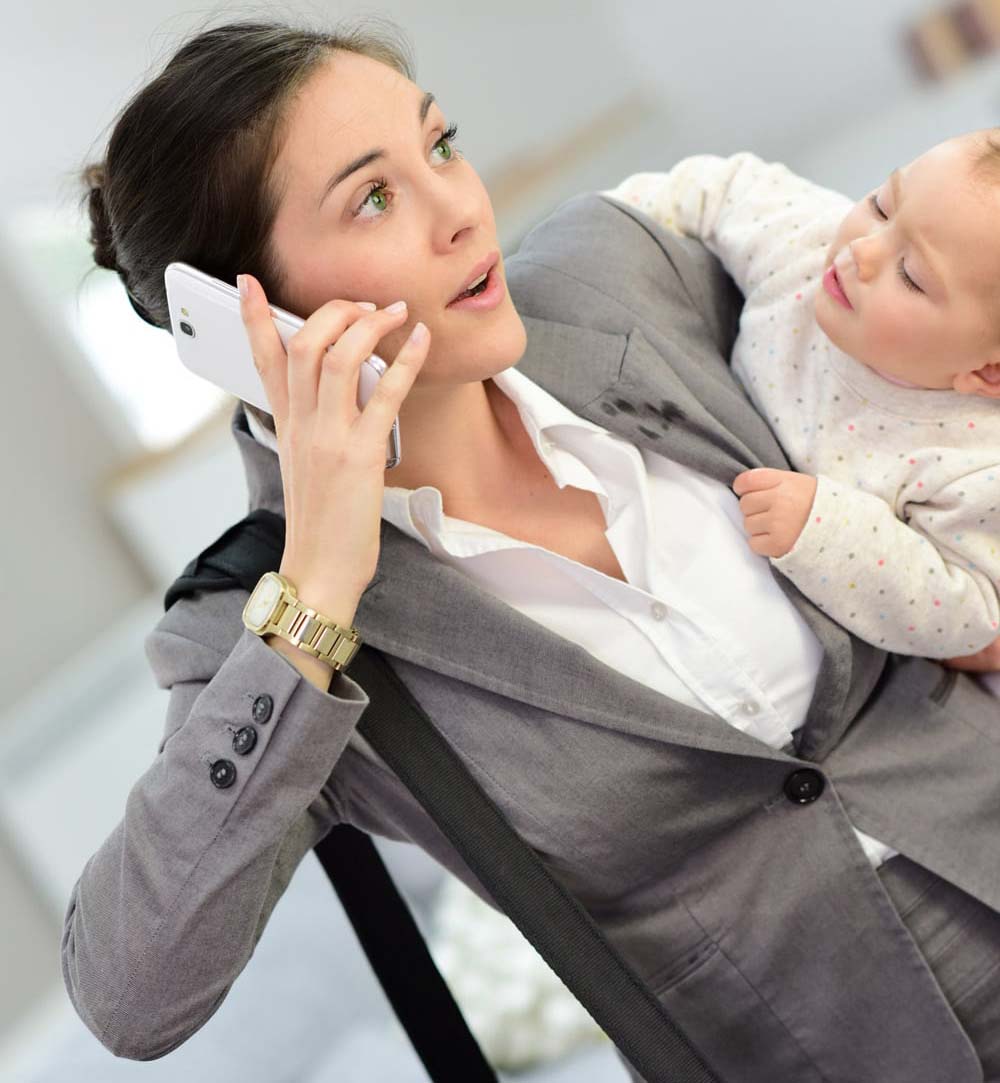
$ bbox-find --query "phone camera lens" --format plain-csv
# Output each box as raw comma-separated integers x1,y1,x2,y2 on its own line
179,321,195,337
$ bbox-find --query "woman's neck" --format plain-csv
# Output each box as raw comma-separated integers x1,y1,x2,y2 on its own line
383,375,544,515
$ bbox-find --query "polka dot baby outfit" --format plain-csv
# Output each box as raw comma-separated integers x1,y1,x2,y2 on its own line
602,153,1000,657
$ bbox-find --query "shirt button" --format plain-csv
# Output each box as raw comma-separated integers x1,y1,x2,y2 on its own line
740,700,760,716
232,725,258,756
210,759,237,789
542,439,555,453
252,694,273,724
650,601,668,621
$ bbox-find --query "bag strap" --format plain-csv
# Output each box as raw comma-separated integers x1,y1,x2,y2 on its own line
312,823,498,1082
165,510,722,1083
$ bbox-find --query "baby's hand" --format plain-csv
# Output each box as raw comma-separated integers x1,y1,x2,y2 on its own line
732,467,818,558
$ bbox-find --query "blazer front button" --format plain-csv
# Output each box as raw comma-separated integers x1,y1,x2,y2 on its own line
232,725,258,756
784,768,824,804
252,694,273,724
210,759,237,789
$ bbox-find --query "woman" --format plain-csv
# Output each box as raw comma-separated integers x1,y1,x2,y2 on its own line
69,16,1000,1081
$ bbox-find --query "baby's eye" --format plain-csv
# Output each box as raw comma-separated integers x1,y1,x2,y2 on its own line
866,192,925,295
897,259,923,294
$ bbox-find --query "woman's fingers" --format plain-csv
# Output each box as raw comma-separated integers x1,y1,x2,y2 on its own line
352,319,430,447
308,303,410,427
239,274,378,438
286,300,397,434
238,273,430,476
238,274,292,427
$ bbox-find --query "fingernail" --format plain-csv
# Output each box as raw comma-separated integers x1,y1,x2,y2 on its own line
356,301,377,311
385,300,407,313
408,321,427,345
238,274,248,299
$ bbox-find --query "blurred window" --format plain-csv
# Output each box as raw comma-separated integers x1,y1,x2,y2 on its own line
5,201,228,453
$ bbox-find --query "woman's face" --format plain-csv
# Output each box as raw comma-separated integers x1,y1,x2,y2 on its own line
267,50,527,387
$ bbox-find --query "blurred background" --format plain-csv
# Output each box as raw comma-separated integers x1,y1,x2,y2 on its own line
3,0,1000,1079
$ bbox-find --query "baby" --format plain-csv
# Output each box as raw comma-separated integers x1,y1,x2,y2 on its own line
600,130,1000,665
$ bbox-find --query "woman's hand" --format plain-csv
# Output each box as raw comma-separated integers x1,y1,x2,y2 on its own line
941,634,1000,673
238,274,429,625
732,467,817,558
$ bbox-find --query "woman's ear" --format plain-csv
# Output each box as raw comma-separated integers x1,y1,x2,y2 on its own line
953,358,1000,398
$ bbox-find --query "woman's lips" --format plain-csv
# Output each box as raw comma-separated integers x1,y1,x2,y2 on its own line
823,264,853,310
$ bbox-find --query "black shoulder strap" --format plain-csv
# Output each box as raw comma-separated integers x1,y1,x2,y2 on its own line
165,511,721,1083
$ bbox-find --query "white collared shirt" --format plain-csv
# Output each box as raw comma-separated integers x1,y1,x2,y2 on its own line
244,364,897,869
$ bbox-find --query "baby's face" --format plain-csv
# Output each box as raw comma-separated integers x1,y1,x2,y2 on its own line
814,133,1000,396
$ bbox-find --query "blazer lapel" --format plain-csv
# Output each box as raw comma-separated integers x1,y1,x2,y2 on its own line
513,313,879,763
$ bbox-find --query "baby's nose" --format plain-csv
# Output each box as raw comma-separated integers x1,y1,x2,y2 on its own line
848,237,878,280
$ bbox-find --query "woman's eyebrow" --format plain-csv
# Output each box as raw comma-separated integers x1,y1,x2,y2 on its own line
889,167,948,297
317,90,437,209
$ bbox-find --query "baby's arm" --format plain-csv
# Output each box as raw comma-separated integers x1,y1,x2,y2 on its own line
600,152,850,300
769,470,1000,658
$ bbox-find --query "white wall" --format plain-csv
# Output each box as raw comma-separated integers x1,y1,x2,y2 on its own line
2,0,954,217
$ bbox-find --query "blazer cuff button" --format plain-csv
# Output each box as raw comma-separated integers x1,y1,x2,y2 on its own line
210,759,238,789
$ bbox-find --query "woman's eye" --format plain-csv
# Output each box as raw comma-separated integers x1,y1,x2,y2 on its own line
869,193,887,220
354,175,391,218
352,123,462,219
434,123,460,161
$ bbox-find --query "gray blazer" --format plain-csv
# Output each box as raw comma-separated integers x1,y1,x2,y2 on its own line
62,191,999,1082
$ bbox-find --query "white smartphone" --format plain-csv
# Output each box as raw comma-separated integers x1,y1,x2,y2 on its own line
164,261,401,468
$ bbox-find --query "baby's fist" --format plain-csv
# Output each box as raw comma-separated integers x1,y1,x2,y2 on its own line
731,467,818,558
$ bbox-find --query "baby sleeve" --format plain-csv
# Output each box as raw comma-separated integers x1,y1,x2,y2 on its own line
600,151,849,300
771,470,1000,657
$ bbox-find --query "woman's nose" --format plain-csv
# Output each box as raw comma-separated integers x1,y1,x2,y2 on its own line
431,181,482,248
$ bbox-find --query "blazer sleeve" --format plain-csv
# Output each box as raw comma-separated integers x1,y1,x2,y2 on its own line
60,589,370,1061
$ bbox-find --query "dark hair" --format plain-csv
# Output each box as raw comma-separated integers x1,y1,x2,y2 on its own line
78,14,415,330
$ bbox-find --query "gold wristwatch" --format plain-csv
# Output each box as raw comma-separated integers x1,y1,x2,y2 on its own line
242,571,362,672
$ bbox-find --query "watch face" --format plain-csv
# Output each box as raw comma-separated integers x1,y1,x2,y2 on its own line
243,572,283,632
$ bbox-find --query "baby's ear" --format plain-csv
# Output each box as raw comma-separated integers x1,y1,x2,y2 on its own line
954,361,1000,398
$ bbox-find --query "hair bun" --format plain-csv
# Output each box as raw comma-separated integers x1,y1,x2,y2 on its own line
83,162,120,274
81,161,157,327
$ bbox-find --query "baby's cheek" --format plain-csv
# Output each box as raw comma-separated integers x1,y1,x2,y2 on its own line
865,306,920,367
813,301,848,353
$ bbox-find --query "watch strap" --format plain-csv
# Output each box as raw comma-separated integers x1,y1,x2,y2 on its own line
266,586,362,671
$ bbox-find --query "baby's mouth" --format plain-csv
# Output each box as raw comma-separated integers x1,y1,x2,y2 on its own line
832,265,850,305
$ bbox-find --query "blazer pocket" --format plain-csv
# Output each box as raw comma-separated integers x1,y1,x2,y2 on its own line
926,666,1000,743
928,667,958,707
644,935,718,992
652,939,824,1083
